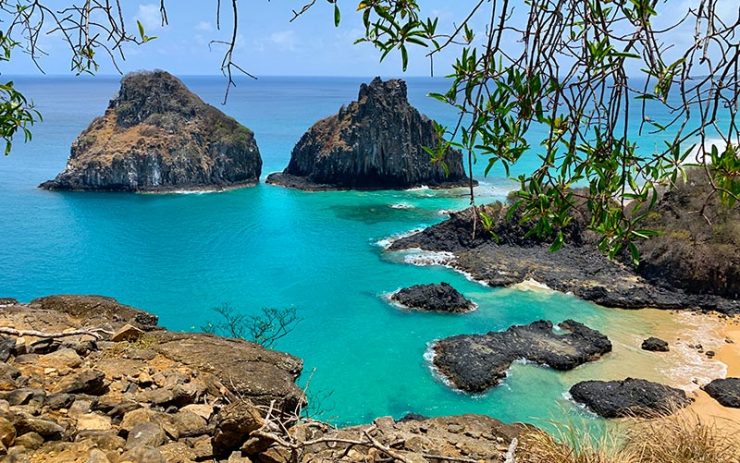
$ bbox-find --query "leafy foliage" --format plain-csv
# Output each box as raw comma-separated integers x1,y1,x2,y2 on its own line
319,0,740,256
0,32,39,155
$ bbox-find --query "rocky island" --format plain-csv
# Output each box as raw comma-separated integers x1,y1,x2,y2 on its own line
40,71,262,192
266,78,471,190
431,320,612,393
390,283,475,313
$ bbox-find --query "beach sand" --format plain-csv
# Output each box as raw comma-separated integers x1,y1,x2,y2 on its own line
681,315,740,429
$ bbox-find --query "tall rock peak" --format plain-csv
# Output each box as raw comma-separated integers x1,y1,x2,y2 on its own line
267,77,471,190
40,70,262,192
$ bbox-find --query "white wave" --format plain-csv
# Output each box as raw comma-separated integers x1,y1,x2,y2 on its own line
403,250,455,267
390,202,414,209
374,228,423,249
664,313,727,392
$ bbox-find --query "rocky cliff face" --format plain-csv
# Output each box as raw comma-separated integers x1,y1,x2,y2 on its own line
40,71,262,192
267,77,470,190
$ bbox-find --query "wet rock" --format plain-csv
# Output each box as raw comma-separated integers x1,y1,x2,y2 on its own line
126,422,166,450
267,77,469,191
40,71,262,193
641,337,669,352
569,378,691,418
433,320,612,393
703,377,740,408
391,283,475,313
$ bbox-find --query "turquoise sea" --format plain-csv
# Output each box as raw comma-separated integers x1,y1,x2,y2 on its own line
0,76,721,428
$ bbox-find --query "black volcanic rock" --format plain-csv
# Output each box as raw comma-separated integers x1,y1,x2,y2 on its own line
703,377,740,408
40,71,262,192
391,283,475,313
570,378,691,418
267,77,470,190
432,320,612,393
641,337,669,352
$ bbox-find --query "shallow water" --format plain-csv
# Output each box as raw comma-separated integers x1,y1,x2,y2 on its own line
0,76,725,428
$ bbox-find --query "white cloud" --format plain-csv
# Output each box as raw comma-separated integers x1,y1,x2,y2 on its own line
195,21,213,32
136,4,163,31
269,30,297,51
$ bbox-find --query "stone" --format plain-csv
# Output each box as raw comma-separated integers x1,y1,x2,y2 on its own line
120,446,166,463
46,393,76,410
121,408,161,433
40,71,262,193
0,416,16,447
391,283,475,313
267,77,469,191
180,404,214,421
0,336,15,362
14,432,43,451
433,320,612,393
212,400,264,456
703,377,740,408
172,411,208,438
187,435,214,460
569,378,692,418
76,430,126,451
13,414,66,439
76,413,112,432
641,337,669,352
86,449,111,463
53,369,106,395
125,422,166,450
111,324,144,343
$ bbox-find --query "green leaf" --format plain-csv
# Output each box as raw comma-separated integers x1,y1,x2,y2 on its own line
334,4,341,27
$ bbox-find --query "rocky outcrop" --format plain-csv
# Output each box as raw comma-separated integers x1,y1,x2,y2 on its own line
703,378,740,408
390,283,475,313
432,320,612,393
0,295,303,461
642,337,669,352
40,71,262,192
267,77,470,190
389,204,740,314
569,378,691,418
0,295,536,462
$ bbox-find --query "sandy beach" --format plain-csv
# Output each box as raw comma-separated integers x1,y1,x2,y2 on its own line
682,315,740,429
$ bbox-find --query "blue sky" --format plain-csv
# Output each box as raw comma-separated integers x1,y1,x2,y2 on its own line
6,1,733,78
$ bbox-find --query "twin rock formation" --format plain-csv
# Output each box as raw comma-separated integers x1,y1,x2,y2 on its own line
41,72,468,192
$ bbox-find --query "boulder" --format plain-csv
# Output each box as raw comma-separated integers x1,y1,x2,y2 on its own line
125,422,167,450
40,70,262,192
391,283,475,313
53,369,106,395
703,377,740,408
0,416,15,448
433,320,612,393
569,378,691,418
641,337,669,352
112,324,145,343
212,400,264,456
267,77,470,190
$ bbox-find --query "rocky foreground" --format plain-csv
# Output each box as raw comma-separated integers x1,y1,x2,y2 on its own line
267,78,470,191
40,71,262,192
432,320,612,393
388,174,739,314
0,295,534,463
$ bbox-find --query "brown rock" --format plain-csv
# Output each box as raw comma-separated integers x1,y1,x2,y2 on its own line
76,430,126,451
119,446,166,463
212,400,264,456
76,413,112,432
14,432,43,451
36,348,82,370
86,449,111,463
53,369,106,395
0,416,16,447
112,324,145,343
172,411,208,438
13,414,65,439
125,422,166,450
179,404,214,421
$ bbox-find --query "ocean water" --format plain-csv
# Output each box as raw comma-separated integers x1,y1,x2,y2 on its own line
0,76,724,428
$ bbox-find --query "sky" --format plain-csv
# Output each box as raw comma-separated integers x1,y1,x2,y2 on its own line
4,0,735,78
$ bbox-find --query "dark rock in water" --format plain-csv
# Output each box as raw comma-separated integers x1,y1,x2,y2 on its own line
569,378,691,418
703,377,740,408
432,320,612,393
40,70,262,192
391,283,475,313
641,337,669,352
267,77,470,190
388,205,740,315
